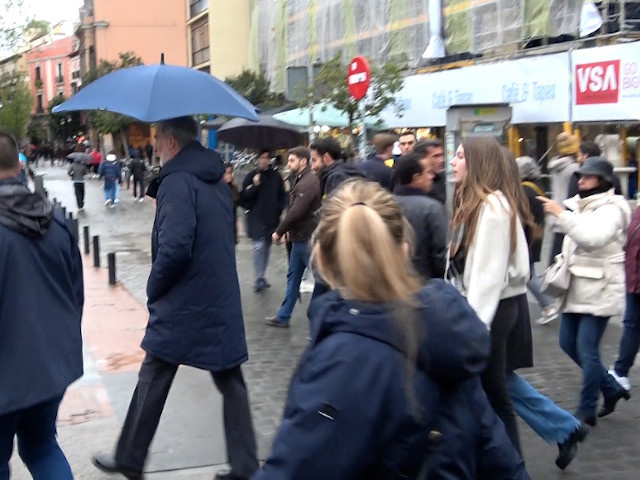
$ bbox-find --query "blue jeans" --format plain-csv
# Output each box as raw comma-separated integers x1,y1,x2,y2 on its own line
559,313,624,417
614,292,640,377
0,395,72,480
527,273,552,309
507,372,579,444
104,181,117,203
252,238,271,283
276,242,310,323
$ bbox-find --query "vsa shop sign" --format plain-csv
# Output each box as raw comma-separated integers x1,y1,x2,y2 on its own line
573,42,640,121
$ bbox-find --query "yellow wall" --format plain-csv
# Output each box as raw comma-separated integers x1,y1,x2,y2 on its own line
208,1,250,78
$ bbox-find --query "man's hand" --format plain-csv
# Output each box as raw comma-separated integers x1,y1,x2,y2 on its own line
537,196,565,217
253,173,261,187
272,232,282,244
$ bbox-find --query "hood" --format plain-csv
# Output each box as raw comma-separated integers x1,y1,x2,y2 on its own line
321,160,363,182
308,279,489,386
547,155,576,173
159,141,224,184
564,188,632,226
0,178,53,237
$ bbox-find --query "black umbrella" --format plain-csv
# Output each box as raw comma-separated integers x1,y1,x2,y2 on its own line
66,152,91,164
217,115,302,150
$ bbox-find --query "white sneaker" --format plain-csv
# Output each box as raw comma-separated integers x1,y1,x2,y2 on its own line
110,204,116,209
138,197,144,203
104,200,111,206
608,369,631,391
536,306,559,325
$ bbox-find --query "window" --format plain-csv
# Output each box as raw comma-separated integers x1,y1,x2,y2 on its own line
189,0,209,18
191,17,209,66
56,63,64,84
72,83,78,95
35,66,41,80
36,94,44,113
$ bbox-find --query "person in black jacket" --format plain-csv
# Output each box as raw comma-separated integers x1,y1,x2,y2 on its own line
92,117,258,480
394,153,447,281
240,148,286,292
266,147,321,328
0,131,84,479
129,152,146,202
357,133,396,190
223,162,240,245
253,180,529,480
414,139,446,205
310,138,363,197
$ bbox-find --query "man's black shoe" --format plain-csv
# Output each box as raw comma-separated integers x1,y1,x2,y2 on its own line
598,389,631,417
555,423,589,470
92,453,143,479
215,469,248,480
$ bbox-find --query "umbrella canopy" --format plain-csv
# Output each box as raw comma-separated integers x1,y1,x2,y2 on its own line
52,63,259,122
217,115,303,150
66,152,91,164
273,102,386,129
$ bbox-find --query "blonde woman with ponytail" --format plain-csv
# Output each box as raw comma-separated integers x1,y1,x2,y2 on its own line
254,180,529,480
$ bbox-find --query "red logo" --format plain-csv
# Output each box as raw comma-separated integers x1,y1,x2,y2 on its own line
576,60,620,105
347,56,371,101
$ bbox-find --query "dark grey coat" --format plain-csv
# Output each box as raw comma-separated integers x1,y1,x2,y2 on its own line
394,185,448,280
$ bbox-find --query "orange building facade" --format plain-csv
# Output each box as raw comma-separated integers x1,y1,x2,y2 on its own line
76,0,188,77
26,36,75,115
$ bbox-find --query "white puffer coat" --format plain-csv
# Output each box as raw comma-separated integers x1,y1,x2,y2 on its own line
557,190,631,317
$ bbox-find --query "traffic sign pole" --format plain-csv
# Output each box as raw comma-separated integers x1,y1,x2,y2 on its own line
347,56,372,159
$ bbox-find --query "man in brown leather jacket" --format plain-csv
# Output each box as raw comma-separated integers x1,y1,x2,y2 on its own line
266,147,321,328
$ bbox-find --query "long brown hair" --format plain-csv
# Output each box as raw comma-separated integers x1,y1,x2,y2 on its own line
451,136,529,254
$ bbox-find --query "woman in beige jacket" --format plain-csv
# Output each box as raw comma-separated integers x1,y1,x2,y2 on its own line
540,157,631,427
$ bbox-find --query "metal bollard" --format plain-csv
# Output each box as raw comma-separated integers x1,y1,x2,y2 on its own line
62,206,66,218
70,218,79,242
93,236,100,267
108,252,116,285
83,226,90,254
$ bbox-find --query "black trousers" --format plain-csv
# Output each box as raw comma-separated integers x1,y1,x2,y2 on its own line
133,178,145,199
549,232,564,266
73,182,85,209
481,296,521,453
115,353,258,477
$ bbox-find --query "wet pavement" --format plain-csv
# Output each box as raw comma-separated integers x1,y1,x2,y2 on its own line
8,164,640,479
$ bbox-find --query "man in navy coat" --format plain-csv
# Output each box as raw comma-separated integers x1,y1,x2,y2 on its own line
93,117,258,480
0,130,84,478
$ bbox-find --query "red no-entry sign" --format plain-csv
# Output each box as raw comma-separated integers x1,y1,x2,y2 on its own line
347,56,371,101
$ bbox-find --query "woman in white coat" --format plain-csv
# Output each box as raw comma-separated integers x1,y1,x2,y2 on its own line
539,157,631,426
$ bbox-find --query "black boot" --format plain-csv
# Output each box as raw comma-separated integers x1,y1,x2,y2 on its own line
92,453,143,480
598,389,631,418
555,423,589,470
574,411,596,427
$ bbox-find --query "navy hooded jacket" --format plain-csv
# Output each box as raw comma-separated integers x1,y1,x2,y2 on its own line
141,142,248,371
0,178,83,416
254,280,529,479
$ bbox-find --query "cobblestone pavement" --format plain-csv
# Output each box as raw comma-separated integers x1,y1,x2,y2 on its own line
9,165,640,479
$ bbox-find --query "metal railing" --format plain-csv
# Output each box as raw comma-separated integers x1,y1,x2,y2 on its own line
55,75,64,84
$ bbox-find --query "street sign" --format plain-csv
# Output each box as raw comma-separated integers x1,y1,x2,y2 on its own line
347,56,371,101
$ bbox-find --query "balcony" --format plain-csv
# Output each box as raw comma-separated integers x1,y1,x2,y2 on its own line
34,78,43,90
190,0,209,19
56,75,64,84
36,106,44,114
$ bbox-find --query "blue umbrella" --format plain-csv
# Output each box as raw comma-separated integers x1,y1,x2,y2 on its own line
52,62,258,122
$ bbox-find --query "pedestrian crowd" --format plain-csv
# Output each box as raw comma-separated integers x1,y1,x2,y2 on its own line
1,121,640,480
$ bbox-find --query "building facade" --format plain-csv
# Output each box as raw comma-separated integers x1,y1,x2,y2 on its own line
76,0,188,79
26,36,75,115
186,0,251,79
